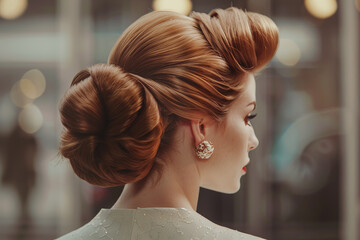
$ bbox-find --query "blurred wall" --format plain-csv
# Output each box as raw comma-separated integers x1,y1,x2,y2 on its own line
0,0,358,239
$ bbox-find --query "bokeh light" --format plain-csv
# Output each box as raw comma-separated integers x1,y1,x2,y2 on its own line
153,0,192,15
10,81,32,108
19,69,46,99
0,0,28,20
18,103,43,134
304,0,338,19
276,38,301,66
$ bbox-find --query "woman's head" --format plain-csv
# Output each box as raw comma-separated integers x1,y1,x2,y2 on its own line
189,72,259,193
58,7,278,187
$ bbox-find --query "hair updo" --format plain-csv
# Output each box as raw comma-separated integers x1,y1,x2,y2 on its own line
58,7,279,187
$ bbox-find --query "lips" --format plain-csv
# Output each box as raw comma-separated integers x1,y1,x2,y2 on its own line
242,160,250,173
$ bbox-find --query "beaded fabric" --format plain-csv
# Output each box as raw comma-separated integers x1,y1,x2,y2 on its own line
55,208,266,240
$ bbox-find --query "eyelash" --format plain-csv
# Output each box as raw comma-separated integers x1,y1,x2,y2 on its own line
246,113,257,125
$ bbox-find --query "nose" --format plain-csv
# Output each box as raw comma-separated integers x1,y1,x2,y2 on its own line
248,131,259,151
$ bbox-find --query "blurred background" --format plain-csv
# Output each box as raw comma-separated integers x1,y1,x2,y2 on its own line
0,0,359,239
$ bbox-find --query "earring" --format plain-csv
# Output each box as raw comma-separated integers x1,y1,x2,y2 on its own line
195,140,214,159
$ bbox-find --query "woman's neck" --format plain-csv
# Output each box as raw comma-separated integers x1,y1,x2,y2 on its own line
112,156,201,211
112,123,201,211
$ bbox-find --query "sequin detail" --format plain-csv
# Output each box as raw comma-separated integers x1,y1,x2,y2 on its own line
55,208,266,240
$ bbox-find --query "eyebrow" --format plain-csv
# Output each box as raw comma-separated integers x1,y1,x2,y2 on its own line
247,101,256,111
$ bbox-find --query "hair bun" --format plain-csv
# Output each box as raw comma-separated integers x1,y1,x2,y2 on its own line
59,64,164,187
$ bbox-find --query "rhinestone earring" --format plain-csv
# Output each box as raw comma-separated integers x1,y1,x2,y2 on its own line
195,140,214,159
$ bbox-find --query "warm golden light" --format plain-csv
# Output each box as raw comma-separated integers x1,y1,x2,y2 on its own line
153,0,192,15
0,0,27,20
355,0,360,12
20,78,37,99
18,103,43,134
276,38,302,66
10,81,32,108
19,69,46,99
304,0,338,19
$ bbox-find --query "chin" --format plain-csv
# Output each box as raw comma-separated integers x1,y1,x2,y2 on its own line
204,181,241,194
221,186,240,194
228,182,241,194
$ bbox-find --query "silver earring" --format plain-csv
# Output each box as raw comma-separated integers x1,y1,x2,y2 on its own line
195,140,214,159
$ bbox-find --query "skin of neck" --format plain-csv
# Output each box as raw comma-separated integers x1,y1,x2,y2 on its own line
112,120,202,211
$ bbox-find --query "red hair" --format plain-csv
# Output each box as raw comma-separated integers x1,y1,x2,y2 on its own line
58,7,279,187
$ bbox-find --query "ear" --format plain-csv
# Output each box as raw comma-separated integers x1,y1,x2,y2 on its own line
190,116,215,146
190,119,205,147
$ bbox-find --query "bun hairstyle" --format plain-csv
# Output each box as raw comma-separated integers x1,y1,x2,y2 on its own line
58,7,279,187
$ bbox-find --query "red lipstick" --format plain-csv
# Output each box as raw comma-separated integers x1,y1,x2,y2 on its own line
242,166,247,172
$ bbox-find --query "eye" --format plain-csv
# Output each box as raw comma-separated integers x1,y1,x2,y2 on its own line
245,113,257,126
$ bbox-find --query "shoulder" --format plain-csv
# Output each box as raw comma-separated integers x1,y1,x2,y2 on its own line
55,221,111,240
54,209,134,240
181,209,266,240
215,225,267,240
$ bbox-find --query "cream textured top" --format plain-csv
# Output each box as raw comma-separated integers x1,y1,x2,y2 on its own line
55,207,266,240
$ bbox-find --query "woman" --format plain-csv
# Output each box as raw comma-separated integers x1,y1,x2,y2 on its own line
56,6,278,240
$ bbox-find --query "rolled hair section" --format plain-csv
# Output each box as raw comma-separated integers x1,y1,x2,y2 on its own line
59,64,163,186
191,7,279,73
